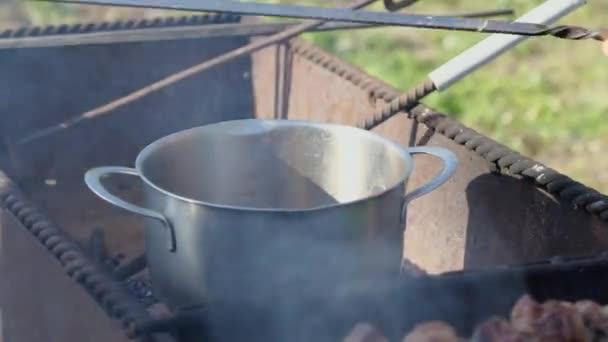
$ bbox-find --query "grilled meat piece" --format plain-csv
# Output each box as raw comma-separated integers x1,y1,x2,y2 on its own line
402,321,462,342
471,317,525,342
511,296,587,341
574,301,608,341
511,295,544,334
394,295,608,342
533,300,587,341
343,323,389,342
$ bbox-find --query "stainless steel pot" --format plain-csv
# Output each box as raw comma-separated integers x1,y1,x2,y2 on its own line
85,119,457,340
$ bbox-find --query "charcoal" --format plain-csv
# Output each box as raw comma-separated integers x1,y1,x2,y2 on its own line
519,300,587,341
122,278,159,306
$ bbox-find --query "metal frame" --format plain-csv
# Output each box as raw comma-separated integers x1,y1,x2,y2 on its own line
2,12,608,341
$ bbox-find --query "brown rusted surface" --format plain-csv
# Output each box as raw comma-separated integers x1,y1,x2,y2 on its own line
251,41,608,273
1,26,608,329
0,210,130,342
19,179,145,259
0,23,607,342
0,33,255,259
0,32,255,342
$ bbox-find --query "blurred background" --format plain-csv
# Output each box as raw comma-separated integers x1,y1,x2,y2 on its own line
1,0,607,191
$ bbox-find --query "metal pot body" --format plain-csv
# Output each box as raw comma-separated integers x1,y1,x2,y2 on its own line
143,181,406,340
143,181,404,304
85,119,457,341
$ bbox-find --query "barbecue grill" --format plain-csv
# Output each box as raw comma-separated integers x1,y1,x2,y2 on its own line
1,2,608,342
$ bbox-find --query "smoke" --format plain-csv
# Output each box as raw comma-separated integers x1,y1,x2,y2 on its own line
4,6,606,342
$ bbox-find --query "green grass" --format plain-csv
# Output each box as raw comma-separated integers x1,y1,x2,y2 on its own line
4,0,608,191
300,0,608,189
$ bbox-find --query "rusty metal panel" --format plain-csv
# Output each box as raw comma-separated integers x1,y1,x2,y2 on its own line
0,35,254,182
251,41,608,273
252,42,375,126
1,21,606,277
0,33,255,259
0,210,130,342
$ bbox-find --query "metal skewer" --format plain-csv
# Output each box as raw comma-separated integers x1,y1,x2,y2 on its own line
362,0,593,130
17,1,516,143
43,0,604,40
18,0,381,145
17,0,602,145
0,9,516,50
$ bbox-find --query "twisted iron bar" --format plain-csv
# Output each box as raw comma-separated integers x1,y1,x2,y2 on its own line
358,27,607,130
546,25,607,41
360,80,436,130
0,13,241,39
427,113,608,222
289,39,608,222
289,39,435,129
0,172,155,339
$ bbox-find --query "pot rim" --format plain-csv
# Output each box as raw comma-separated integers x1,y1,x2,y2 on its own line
134,118,414,213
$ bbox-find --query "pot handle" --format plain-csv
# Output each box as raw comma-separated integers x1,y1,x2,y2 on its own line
84,166,176,252
401,146,458,218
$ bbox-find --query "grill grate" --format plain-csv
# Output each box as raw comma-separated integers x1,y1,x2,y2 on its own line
2,13,608,342
0,13,241,39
